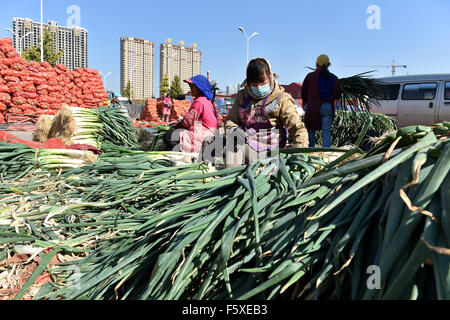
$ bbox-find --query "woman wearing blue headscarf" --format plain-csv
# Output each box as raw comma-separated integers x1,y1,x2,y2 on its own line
163,75,219,155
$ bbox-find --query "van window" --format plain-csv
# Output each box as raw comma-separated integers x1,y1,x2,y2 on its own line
380,84,400,100
402,83,437,100
445,82,450,100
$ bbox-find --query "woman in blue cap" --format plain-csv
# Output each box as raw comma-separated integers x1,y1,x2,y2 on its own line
164,74,219,155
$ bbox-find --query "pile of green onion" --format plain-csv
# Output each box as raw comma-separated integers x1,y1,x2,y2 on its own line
0,141,99,180
0,122,449,301
306,111,397,149
58,106,140,150
69,107,103,148
37,149,97,170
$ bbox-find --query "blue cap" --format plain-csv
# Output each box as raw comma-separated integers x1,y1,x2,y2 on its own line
184,75,213,100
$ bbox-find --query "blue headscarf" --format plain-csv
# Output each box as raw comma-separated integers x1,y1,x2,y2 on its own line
184,75,214,100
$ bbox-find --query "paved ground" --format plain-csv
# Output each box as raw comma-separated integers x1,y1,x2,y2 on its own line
9,131,34,140
0,124,36,141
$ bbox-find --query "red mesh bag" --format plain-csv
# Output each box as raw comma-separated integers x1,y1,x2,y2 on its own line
0,84,9,92
4,76,20,83
0,92,11,104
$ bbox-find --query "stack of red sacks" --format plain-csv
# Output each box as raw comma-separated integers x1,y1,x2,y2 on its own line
171,100,191,121
69,67,108,108
0,37,108,123
141,98,160,122
140,99,192,123
156,100,165,117
53,65,108,108
28,60,61,115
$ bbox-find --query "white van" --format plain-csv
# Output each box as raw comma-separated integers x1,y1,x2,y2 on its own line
372,74,450,127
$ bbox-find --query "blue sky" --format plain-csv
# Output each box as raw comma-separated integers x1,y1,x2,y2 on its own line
2,0,450,96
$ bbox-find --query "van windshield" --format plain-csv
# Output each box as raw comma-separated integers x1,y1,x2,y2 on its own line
445,82,450,100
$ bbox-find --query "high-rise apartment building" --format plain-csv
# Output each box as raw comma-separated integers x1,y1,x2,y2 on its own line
160,40,201,95
12,18,88,70
120,37,154,99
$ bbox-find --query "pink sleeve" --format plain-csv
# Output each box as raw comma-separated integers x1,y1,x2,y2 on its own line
180,101,202,130
191,100,204,114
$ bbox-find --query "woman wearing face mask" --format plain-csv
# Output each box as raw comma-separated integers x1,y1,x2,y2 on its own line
301,54,341,148
225,58,307,167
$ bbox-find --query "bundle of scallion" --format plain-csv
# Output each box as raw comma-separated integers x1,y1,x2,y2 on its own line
83,144,197,169
22,155,324,300
0,141,99,181
37,148,98,170
302,111,396,150
69,106,103,147
0,149,223,300
48,105,140,150
97,107,140,149
0,141,35,181
31,124,448,301
47,105,102,148
2,123,449,300
0,149,215,267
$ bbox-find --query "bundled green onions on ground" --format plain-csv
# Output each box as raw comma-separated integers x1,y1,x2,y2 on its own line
36,149,98,170
309,111,396,150
45,105,140,150
97,107,140,149
48,123,448,300
0,142,35,181
0,141,99,181
137,123,172,152
1,122,449,300
47,106,102,148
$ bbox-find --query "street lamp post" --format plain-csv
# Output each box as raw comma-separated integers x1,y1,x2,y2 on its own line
237,27,258,66
5,28,15,37
100,71,112,91
19,31,33,55
5,28,16,49
6,29,34,55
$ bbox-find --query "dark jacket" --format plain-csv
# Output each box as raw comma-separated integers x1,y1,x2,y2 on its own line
301,70,341,131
